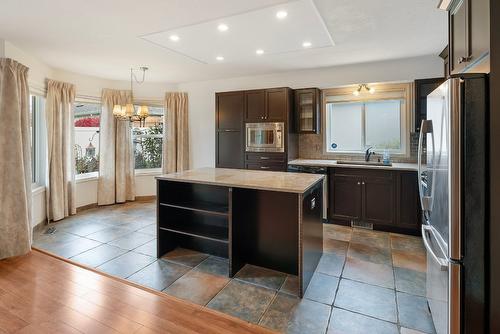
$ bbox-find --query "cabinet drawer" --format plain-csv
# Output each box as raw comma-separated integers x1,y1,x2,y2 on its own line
331,167,393,179
246,162,286,172
245,152,285,162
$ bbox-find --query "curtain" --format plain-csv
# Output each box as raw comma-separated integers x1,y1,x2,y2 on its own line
163,92,189,174
98,89,135,205
0,58,31,259
45,79,76,222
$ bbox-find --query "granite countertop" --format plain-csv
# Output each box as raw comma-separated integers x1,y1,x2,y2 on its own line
156,167,324,193
288,159,419,171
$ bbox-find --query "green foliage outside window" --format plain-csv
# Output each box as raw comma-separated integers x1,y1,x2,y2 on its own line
134,124,163,169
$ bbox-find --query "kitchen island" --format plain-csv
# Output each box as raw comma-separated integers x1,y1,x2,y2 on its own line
156,167,324,297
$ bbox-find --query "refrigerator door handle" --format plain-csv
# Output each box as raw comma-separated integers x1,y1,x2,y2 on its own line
418,120,435,212
422,224,448,271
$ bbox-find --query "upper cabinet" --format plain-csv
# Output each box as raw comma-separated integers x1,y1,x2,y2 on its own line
294,88,321,134
245,88,290,122
449,0,490,74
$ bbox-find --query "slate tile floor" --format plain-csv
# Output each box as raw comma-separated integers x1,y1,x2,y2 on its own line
33,201,435,334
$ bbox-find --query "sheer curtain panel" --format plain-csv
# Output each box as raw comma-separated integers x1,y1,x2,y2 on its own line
45,79,76,221
0,58,32,259
98,89,135,205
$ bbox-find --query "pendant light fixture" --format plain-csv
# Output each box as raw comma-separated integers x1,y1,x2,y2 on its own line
113,67,150,127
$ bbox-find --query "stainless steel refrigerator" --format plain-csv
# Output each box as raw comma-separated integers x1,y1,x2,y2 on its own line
418,74,488,334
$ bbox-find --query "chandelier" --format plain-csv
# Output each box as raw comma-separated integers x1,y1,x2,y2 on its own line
113,66,150,127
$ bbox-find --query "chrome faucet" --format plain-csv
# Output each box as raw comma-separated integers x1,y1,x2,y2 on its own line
365,147,375,162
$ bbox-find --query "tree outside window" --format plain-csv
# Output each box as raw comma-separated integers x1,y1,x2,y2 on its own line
132,106,164,170
74,102,100,175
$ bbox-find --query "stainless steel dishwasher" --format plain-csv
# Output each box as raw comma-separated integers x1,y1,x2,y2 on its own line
287,164,328,222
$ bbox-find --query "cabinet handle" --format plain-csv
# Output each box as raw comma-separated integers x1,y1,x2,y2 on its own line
260,157,270,160
458,56,472,64
260,166,270,169
357,182,361,185
362,181,365,185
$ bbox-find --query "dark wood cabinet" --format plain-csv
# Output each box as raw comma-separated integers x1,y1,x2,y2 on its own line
266,88,288,121
245,90,266,122
449,0,490,74
329,168,420,234
362,173,395,226
245,152,286,171
330,173,362,220
215,92,244,168
414,78,445,131
295,88,321,134
244,88,289,122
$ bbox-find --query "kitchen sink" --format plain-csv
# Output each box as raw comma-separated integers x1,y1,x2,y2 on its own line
336,160,392,167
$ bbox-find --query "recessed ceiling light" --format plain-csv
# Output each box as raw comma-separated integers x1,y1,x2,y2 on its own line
216,56,224,61
302,41,312,48
217,24,229,32
276,11,288,19
169,35,180,42
256,49,264,55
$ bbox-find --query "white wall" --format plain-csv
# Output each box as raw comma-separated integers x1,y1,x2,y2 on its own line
178,55,444,169
3,40,172,225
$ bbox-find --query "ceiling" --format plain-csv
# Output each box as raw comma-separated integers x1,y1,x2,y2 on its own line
0,0,447,83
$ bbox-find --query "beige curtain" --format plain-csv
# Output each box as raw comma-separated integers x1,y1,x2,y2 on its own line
98,89,135,205
45,79,76,222
0,58,32,259
163,92,189,174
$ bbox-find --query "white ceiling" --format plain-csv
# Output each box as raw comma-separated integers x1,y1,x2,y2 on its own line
142,0,334,64
0,0,447,83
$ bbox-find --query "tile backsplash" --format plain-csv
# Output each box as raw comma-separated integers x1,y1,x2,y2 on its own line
298,132,421,163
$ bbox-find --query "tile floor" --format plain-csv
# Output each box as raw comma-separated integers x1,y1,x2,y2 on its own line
33,201,435,334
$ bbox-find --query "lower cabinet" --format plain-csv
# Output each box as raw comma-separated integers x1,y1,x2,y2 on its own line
329,168,421,234
245,153,286,171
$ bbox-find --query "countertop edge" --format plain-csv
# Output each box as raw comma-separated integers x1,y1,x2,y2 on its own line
288,159,418,171
155,174,324,194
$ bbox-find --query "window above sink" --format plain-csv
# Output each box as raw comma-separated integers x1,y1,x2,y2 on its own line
323,83,412,157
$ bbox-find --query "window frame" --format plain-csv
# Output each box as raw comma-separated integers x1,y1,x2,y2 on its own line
131,102,164,172
325,98,405,154
30,94,46,187
73,98,101,180
322,83,412,158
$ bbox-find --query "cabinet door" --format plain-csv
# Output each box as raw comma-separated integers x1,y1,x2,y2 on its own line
470,0,490,64
266,88,288,122
450,0,469,74
245,90,266,122
216,92,244,130
362,173,395,226
216,130,244,168
295,88,320,134
397,172,421,228
330,173,362,221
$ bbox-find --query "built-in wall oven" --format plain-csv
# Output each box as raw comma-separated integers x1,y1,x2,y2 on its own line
245,122,284,152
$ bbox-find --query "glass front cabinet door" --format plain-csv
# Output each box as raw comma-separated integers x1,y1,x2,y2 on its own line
294,88,321,134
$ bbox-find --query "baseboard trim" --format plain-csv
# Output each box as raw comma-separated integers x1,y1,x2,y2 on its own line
135,195,156,202
76,203,98,213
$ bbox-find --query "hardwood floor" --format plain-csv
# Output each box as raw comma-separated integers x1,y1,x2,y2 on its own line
0,249,275,334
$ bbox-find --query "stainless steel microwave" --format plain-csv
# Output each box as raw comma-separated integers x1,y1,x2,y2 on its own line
245,122,284,152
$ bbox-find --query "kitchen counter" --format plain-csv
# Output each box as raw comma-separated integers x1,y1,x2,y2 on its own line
156,167,324,297
288,159,418,171
156,167,324,193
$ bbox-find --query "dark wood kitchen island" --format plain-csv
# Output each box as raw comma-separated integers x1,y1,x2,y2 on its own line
156,167,324,297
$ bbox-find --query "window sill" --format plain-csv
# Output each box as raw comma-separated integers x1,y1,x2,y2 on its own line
76,172,98,183
135,168,162,176
32,185,45,196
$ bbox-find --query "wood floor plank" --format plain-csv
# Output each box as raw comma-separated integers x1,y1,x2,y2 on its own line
0,251,275,334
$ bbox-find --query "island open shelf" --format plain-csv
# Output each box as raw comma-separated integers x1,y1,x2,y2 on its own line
156,168,324,297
